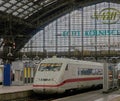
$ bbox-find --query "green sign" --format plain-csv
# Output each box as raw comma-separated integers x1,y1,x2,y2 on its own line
62,30,120,37
91,8,120,24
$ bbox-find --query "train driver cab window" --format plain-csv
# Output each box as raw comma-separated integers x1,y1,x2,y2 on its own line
38,63,62,71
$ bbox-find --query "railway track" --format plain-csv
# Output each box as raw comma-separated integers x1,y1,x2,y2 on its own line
19,88,101,101
6,88,101,101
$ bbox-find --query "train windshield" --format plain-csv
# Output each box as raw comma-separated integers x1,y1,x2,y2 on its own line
38,63,62,71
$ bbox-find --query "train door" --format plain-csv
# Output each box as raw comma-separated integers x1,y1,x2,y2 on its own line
63,64,75,79
62,64,77,89
62,64,69,80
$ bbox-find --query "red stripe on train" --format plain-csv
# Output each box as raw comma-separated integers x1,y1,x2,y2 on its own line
33,77,103,87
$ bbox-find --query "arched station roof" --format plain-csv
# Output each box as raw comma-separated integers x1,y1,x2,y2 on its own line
0,0,119,52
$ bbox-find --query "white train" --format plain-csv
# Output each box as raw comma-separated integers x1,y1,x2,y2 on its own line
33,57,103,94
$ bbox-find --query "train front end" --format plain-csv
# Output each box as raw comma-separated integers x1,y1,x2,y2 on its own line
33,61,64,94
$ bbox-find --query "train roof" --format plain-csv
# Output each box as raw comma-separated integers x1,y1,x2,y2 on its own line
41,57,103,66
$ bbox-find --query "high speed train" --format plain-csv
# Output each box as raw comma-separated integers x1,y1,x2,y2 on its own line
33,57,103,94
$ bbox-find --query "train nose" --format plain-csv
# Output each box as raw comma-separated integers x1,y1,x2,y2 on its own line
33,80,58,94
33,86,58,94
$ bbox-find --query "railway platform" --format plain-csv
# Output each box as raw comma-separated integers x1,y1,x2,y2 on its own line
52,89,120,101
0,85,33,101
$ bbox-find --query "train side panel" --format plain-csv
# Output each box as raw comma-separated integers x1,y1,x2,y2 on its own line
60,62,103,91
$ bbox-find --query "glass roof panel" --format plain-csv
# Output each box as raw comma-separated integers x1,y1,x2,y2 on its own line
0,6,6,11
0,0,59,19
16,2,23,6
18,14,25,18
28,2,33,6
6,9,13,13
23,6,42,19
28,8,34,12
33,5,39,9
23,5,29,9
9,0,17,4
0,1,4,5
11,5,18,10
23,10,29,15
3,3,11,8
13,12,18,16
24,13,32,19
17,8,24,13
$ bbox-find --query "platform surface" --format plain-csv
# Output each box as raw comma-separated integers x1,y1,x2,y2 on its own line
52,89,120,101
0,84,32,94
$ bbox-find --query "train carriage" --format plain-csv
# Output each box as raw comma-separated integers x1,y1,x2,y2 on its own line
33,57,103,94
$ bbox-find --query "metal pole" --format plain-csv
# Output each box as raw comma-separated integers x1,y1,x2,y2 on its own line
68,13,71,58
108,1,111,58
95,4,97,61
56,20,58,55
43,28,45,58
81,7,84,60
103,62,109,93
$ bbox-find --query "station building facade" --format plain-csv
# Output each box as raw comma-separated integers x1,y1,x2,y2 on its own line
21,2,120,58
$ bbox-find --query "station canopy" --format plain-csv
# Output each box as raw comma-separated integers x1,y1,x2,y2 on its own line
0,0,120,54
0,0,58,19
0,0,67,52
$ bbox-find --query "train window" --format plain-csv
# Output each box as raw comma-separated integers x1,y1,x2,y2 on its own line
92,69,96,75
84,69,87,75
98,69,103,75
78,68,81,75
81,69,86,75
38,63,62,71
86,69,92,75
81,69,84,75
95,69,99,75
80,68,101,75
